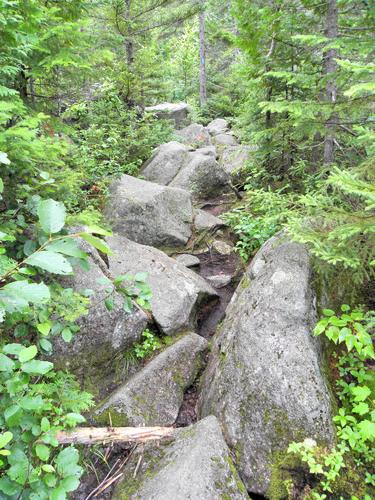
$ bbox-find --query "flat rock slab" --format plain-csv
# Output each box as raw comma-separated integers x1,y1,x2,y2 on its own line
113,416,249,499
176,123,211,147
145,102,190,129
95,333,208,426
212,240,233,255
107,235,217,335
105,174,193,248
207,118,230,136
175,253,201,268
195,145,218,158
199,234,334,495
194,209,226,232
206,274,232,289
52,239,147,397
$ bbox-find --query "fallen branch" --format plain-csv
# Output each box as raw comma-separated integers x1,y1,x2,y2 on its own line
56,426,175,445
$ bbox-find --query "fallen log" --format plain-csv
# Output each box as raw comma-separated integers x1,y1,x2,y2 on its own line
56,426,175,445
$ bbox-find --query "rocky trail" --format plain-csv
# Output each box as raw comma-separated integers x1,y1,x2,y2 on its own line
54,104,334,500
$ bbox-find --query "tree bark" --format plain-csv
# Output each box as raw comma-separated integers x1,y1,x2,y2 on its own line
323,0,338,165
199,3,207,107
56,426,175,445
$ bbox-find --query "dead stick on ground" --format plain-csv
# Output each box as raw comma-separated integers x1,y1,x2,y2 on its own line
56,426,175,445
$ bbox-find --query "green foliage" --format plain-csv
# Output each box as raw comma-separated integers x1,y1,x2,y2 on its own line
288,306,375,498
133,329,162,360
65,86,173,188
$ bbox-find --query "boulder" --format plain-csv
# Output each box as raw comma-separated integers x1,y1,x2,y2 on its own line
194,209,226,232
206,274,232,289
107,235,217,335
95,333,208,426
142,146,230,200
175,253,200,268
113,416,249,499
213,133,238,147
169,152,231,200
195,145,218,158
176,123,211,147
145,102,190,129
212,240,233,255
199,234,335,495
52,240,148,397
207,118,230,136
141,141,190,186
220,145,254,181
105,174,193,248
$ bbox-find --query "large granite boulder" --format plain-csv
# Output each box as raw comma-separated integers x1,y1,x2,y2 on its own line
169,152,231,199
52,240,148,397
176,123,211,147
113,416,249,499
142,147,231,200
107,235,217,335
199,234,335,495
145,102,190,129
95,333,207,426
220,145,254,182
105,174,193,248
207,118,230,136
213,133,238,147
141,141,190,186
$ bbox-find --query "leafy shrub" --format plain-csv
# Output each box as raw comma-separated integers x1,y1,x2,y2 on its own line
133,329,162,360
288,306,375,499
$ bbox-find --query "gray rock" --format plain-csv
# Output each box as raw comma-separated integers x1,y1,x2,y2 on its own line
52,240,148,397
212,240,233,255
206,274,232,288
169,152,231,200
207,118,230,136
113,416,249,499
195,145,218,158
175,253,201,268
145,102,190,129
220,145,254,181
194,209,226,232
213,133,238,147
199,234,335,495
176,123,211,147
141,141,190,186
95,333,208,426
107,235,217,335
105,174,193,248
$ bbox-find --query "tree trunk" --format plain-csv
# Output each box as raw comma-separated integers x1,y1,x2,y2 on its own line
56,426,175,445
199,3,207,107
323,0,338,165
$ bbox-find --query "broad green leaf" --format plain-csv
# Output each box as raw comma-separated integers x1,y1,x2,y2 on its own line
0,476,20,496
84,225,112,236
41,418,50,432
37,321,52,336
2,343,23,355
19,395,44,410
4,405,22,426
0,353,15,372
61,475,80,492
18,345,37,363
45,238,87,259
44,473,57,488
61,328,72,342
35,443,50,462
0,432,13,449
80,233,112,255
104,297,114,311
351,385,371,402
21,360,53,375
352,402,369,416
0,281,50,312
37,199,66,234
26,251,72,275
41,464,54,473
55,447,80,477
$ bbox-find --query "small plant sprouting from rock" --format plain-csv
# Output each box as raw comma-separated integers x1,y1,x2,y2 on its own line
133,329,162,359
288,305,375,499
